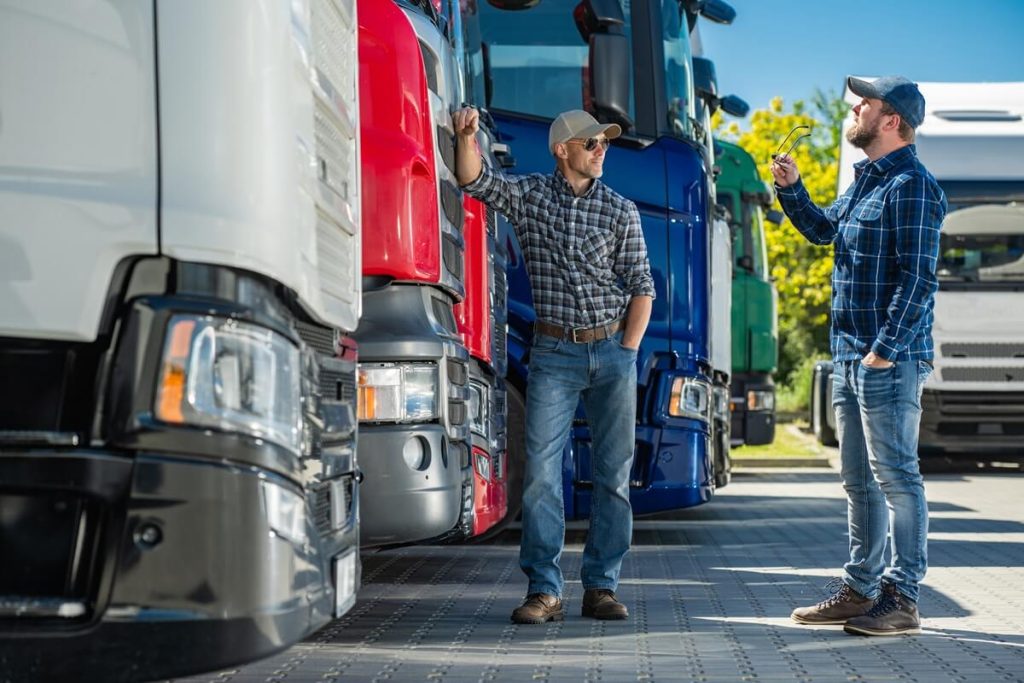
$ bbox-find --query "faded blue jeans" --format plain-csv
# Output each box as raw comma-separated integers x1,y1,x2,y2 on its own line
520,330,638,598
833,359,933,603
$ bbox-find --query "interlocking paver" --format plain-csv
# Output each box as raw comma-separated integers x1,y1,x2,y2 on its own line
171,470,1024,683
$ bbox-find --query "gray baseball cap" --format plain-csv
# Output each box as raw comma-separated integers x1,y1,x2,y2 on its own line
548,110,621,154
847,75,926,129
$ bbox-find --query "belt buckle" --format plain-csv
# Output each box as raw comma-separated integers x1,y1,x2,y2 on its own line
570,327,581,343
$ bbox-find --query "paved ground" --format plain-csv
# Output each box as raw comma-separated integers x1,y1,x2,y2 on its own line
173,468,1024,683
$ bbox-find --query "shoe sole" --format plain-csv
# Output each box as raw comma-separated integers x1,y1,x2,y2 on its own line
790,613,849,626
581,608,628,620
511,611,565,624
843,623,921,636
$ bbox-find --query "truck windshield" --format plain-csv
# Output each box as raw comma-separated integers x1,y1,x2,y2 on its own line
477,1,635,122
661,0,694,138
938,204,1024,283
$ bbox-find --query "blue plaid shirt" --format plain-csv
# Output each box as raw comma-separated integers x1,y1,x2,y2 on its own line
463,165,655,329
777,145,947,362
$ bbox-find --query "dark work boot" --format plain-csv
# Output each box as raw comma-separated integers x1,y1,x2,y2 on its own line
582,589,628,620
511,593,564,624
791,579,874,625
844,583,921,636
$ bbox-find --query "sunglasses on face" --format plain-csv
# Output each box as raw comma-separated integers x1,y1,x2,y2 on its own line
567,137,611,152
770,125,812,160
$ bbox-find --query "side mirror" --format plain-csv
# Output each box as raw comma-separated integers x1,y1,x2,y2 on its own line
765,209,785,225
719,94,749,118
577,0,633,131
700,0,736,24
693,57,718,101
485,0,541,9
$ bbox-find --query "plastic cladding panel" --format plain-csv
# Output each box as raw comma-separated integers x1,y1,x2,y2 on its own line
358,0,440,283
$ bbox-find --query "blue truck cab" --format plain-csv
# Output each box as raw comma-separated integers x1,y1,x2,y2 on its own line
472,0,735,517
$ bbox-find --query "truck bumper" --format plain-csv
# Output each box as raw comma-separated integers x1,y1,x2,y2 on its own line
919,389,1024,455
0,450,358,683
357,424,464,546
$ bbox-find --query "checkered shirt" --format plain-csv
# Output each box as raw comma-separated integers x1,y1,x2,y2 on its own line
463,165,655,329
777,144,947,362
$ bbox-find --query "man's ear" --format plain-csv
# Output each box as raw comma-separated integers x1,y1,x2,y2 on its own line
554,142,569,160
883,113,902,132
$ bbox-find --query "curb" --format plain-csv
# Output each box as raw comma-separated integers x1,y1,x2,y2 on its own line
732,457,832,469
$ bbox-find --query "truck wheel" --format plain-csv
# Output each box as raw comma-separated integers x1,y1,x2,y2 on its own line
812,367,838,447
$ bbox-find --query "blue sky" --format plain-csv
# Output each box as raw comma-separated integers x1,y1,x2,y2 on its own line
699,0,1024,122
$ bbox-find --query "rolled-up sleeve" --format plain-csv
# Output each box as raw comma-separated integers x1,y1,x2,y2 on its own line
462,164,528,227
614,203,656,299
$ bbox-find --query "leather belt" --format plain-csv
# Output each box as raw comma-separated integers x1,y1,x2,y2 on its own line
534,319,623,344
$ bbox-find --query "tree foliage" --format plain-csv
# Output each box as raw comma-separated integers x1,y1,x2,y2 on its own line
714,90,850,397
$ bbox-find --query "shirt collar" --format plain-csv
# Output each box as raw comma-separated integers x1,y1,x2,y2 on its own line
554,167,600,199
854,144,918,175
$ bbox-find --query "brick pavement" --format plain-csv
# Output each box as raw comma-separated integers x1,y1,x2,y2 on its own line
172,470,1024,683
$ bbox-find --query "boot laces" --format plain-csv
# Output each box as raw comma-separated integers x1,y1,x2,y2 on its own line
864,588,902,618
818,578,854,609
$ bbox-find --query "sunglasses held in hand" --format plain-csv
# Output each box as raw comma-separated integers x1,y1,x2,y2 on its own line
771,125,812,161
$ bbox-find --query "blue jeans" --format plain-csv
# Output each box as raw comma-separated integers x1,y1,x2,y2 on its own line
833,359,933,603
520,330,638,598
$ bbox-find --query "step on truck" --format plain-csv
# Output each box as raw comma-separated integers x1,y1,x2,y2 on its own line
812,81,1024,455
0,0,363,680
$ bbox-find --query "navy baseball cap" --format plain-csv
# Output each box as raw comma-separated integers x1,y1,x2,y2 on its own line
847,75,926,129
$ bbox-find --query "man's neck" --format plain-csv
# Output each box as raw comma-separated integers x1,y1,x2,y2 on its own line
557,165,596,196
863,138,911,162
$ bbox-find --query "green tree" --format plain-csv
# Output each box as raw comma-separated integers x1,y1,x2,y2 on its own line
714,89,849,408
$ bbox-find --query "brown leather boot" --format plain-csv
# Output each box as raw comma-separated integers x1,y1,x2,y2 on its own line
511,593,564,624
582,589,628,620
791,579,874,625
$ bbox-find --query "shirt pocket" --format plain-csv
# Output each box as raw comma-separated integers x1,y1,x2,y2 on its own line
579,224,616,265
847,200,885,256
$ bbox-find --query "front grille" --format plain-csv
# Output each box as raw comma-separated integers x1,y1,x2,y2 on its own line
492,267,508,363
941,342,1024,359
486,206,498,239
295,320,337,356
437,125,456,175
441,180,464,229
941,367,1024,383
312,484,332,535
431,296,457,335
0,492,104,619
320,364,356,403
442,235,464,287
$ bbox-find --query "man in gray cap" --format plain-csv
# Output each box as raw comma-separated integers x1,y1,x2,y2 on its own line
452,106,654,624
771,76,946,636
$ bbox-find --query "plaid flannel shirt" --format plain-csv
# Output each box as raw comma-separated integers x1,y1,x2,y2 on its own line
463,165,655,329
777,144,947,362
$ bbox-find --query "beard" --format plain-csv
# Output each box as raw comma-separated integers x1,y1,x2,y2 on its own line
846,115,881,149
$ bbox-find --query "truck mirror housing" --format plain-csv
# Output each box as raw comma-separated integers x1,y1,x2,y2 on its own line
486,0,541,9
699,0,736,24
719,94,749,118
765,208,785,225
693,57,718,101
576,0,633,132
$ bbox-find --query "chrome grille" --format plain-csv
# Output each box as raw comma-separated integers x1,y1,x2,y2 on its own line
941,367,1024,383
941,342,1024,359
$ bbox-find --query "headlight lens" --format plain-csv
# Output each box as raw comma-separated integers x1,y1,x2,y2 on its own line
468,379,489,436
155,315,302,454
747,389,775,412
713,386,730,420
357,363,438,422
668,376,712,422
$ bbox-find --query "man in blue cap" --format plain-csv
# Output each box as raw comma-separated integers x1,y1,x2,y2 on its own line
771,76,947,636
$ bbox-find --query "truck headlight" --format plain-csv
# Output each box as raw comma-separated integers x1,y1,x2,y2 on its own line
668,376,711,422
468,379,489,437
713,386,730,420
747,389,775,412
156,315,302,454
357,363,438,422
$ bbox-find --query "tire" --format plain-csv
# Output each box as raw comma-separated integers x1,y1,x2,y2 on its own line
812,365,838,447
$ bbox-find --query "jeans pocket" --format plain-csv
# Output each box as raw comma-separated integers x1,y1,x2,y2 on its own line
533,333,561,353
613,331,638,354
